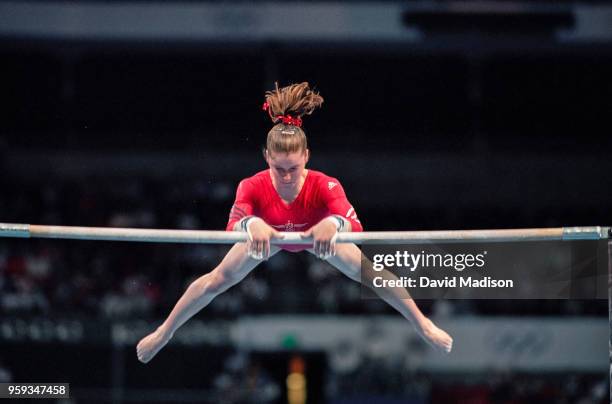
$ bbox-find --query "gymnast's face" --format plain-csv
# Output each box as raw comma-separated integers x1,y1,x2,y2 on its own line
266,149,309,189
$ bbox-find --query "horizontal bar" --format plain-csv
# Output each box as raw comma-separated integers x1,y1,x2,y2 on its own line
0,223,29,238
0,223,609,245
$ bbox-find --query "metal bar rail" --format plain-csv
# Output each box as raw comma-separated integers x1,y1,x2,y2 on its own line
0,223,609,245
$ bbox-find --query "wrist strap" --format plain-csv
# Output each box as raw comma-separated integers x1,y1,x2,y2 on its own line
240,216,263,241
240,216,257,232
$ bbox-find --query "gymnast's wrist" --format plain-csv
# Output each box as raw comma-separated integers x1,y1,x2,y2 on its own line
325,215,346,232
240,216,263,232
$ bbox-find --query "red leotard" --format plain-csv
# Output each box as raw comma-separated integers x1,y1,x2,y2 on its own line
226,169,363,252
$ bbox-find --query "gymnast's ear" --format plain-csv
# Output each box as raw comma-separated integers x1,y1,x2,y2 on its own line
304,148,310,163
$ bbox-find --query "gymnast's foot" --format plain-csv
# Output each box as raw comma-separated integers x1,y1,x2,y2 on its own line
137,326,172,364
418,318,453,354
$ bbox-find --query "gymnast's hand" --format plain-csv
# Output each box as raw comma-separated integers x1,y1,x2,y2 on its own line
301,218,338,260
246,218,283,260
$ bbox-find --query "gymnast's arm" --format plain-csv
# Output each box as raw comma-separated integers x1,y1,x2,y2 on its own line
303,177,362,258
227,179,282,260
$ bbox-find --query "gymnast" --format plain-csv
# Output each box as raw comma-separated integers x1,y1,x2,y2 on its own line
137,82,453,363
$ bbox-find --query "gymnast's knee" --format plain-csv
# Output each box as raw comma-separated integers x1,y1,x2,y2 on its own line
191,270,241,296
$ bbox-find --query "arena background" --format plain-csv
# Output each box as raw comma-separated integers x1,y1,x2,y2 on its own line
0,1,610,403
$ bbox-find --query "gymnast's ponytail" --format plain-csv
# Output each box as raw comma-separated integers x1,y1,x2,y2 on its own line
262,82,323,154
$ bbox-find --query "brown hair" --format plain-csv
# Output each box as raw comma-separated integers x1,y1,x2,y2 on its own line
263,82,324,154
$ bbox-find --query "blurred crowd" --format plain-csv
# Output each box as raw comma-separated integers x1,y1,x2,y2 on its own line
0,176,607,319
203,349,610,404
328,372,609,404
428,372,608,404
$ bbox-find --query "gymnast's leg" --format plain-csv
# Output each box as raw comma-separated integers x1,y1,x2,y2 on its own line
312,243,453,353
137,242,281,363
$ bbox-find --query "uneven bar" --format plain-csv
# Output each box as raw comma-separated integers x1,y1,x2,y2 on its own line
0,223,609,245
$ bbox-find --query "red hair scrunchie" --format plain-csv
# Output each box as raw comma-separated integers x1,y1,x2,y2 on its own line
262,101,303,127
277,115,302,127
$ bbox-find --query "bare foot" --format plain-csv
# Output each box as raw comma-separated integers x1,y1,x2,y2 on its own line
136,327,172,364
418,318,453,354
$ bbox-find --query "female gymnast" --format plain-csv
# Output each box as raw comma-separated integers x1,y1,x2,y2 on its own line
137,82,453,363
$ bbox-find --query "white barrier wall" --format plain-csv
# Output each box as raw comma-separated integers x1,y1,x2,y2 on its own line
1,2,612,43
231,316,608,372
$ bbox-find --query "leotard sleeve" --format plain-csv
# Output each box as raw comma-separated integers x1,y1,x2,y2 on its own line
318,176,363,232
226,179,257,231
